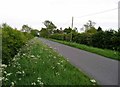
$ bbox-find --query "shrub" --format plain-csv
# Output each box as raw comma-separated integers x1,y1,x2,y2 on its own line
49,34,64,40
2,24,33,65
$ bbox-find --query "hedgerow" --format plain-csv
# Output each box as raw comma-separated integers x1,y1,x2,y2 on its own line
1,24,33,65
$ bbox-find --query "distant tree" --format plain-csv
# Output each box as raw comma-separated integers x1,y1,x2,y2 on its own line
97,26,102,32
43,20,56,34
63,27,72,34
21,25,32,33
1,23,9,29
53,29,61,34
60,27,64,34
40,28,49,38
86,27,97,34
84,20,96,33
74,27,78,32
31,29,40,37
118,28,120,32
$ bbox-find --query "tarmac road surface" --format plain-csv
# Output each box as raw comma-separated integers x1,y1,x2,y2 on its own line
39,38,119,85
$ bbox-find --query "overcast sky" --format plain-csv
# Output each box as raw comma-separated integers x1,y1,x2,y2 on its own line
0,0,119,31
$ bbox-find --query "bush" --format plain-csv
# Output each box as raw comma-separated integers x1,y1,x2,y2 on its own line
49,34,64,40
2,24,33,65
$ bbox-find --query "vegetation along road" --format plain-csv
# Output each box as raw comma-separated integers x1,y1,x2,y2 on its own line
39,38,119,85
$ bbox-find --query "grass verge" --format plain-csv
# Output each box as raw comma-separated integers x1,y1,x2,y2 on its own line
50,39,120,61
2,37,98,86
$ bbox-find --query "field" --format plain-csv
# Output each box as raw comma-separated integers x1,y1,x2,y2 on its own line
2,37,97,86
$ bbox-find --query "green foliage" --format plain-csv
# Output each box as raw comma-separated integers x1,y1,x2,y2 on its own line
53,29,63,34
72,33,92,45
0,29,2,61
49,34,64,40
86,27,97,34
40,28,49,38
97,26,102,32
21,25,32,33
31,29,40,37
3,38,94,85
2,24,33,65
63,27,72,34
43,20,56,34
40,20,120,55
84,20,96,32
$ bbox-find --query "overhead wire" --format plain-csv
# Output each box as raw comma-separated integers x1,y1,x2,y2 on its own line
75,7,119,18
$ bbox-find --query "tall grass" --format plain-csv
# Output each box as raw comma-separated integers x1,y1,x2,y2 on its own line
2,38,97,86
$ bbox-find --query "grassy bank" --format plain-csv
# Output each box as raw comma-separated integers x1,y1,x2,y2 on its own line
50,39,120,61
2,37,97,86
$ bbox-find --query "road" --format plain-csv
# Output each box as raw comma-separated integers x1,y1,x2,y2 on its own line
39,38,119,85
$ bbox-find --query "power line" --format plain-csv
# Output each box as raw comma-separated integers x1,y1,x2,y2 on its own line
76,7,119,18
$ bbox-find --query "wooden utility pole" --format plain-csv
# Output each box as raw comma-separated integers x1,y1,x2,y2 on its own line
71,16,74,28
70,16,74,42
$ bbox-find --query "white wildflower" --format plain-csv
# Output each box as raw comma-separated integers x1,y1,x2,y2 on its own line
54,56,56,59
16,71,22,74
37,79,40,82
1,64,7,68
12,58,16,61
22,71,25,75
31,82,36,85
6,73,12,76
0,77,2,81
31,55,35,58
18,78,21,80
61,60,64,63
56,72,60,75
57,63,60,65
4,78,8,81
4,71,7,74
52,66,55,69
37,77,41,80
39,81,44,85
11,82,14,86
90,79,96,83
23,53,26,56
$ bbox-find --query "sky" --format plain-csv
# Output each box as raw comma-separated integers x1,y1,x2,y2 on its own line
0,0,119,31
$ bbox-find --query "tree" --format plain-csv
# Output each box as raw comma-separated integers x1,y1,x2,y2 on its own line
84,20,96,33
43,20,56,34
21,25,32,33
40,28,49,38
53,29,61,34
63,27,72,34
31,29,40,37
97,26,102,32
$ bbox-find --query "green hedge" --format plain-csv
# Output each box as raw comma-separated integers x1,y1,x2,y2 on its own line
2,24,33,65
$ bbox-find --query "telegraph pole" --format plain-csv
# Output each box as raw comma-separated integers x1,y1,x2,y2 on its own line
71,16,74,28
70,16,74,42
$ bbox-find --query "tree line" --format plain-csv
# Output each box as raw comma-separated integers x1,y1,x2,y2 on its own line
40,20,120,52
